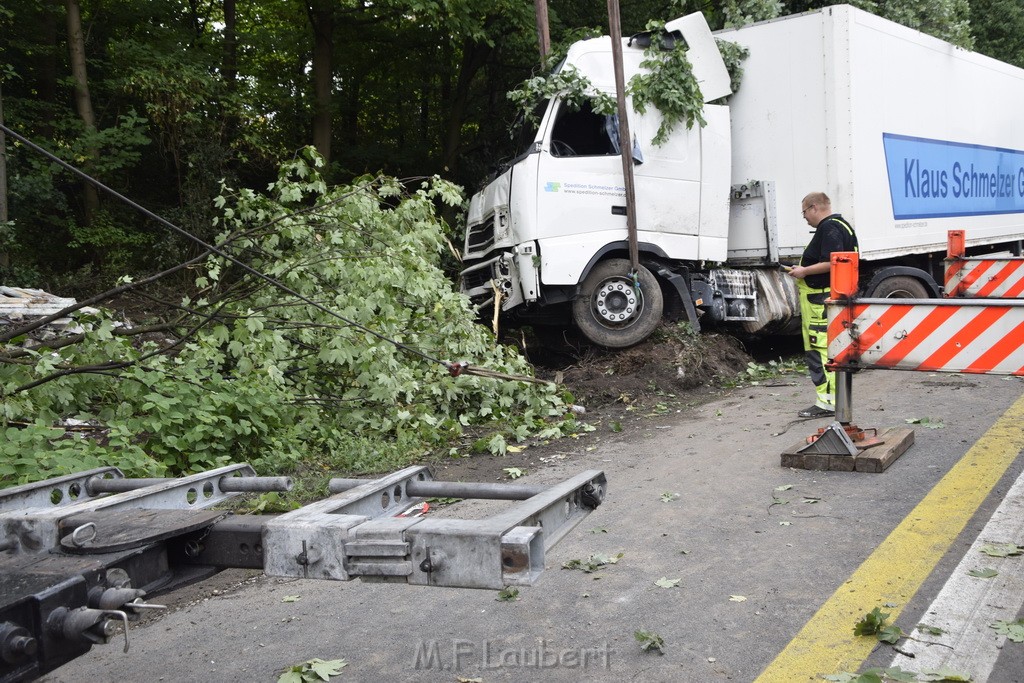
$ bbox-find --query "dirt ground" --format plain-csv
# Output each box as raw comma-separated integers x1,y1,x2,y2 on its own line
430,324,802,487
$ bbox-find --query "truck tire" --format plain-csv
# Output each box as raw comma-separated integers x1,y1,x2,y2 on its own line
868,275,929,299
572,259,664,348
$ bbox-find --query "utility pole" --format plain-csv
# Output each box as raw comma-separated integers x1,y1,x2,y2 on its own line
534,0,551,68
606,0,639,271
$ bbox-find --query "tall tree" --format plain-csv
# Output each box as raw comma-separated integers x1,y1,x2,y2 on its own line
0,82,8,270
971,0,1024,67
65,0,99,224
307,0,334,165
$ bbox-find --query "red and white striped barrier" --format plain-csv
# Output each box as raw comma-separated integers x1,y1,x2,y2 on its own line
822,250,1024,430
828,298,1024,375
828,249,1024,376
945,229,1024,298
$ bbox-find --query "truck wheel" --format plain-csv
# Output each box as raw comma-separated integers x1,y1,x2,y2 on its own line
868,275,928,299
572,259,664,348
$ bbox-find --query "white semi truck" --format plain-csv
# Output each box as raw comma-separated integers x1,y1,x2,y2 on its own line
459,4,1024,348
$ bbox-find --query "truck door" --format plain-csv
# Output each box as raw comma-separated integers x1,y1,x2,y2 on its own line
631,107,703,238
535,99,627,248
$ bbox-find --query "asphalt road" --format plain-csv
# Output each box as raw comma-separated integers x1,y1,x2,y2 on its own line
42,369,1024,683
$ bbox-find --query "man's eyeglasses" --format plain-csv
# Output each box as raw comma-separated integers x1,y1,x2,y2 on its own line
801,204,815,215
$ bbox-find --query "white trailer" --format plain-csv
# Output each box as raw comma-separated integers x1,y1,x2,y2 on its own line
460,4,1024,348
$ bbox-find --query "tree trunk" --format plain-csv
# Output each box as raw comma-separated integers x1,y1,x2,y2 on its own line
307,1,333,165
441,40,492,177
37,4,60,138
0,83,8,270
221,0,238,143
65,0,99,225
223,0,238,85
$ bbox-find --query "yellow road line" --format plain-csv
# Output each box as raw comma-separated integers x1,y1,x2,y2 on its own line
755,392,1024,682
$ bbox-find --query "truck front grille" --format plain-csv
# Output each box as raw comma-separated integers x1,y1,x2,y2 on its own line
462,267,493,292
466,220,495,254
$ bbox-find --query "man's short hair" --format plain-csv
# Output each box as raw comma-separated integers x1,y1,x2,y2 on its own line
802,191,831,209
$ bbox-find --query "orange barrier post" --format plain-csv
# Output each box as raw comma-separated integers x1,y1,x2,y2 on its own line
947,229,966,259
830,251,859,301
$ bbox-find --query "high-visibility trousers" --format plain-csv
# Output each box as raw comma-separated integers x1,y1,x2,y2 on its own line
798,280,834,409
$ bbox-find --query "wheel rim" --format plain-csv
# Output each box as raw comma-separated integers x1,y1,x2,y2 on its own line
593,277,643,327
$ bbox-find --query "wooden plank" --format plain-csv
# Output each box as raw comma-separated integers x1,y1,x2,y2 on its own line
780,427,915,473
855,428,915,473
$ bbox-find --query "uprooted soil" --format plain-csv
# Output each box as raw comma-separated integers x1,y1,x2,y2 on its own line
531,327,756,406
432,325,803,484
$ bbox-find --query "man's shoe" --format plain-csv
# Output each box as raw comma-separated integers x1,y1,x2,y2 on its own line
798,405,835,418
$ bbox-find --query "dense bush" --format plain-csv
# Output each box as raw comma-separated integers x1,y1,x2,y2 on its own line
0,152,578,486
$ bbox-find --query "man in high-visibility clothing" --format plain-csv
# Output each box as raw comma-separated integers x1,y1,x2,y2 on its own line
787,192,858,418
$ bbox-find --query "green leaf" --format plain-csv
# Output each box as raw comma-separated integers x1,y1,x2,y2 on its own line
634,629,665,654
562,552,624,573
853,607,890,636
904,417,945,428
980,542,1023,557
496,587,520,602
654,577,681,589
308,658,348,680
990,618,1024,643
919,666,973,681
967,567,998,578
877,624,904,644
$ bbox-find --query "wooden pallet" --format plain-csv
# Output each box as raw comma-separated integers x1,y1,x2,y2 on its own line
780,427,915,472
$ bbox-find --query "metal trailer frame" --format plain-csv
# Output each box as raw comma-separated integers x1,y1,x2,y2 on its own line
0,465,606,683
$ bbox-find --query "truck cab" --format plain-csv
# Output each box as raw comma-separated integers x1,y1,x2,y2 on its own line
460,12,736,348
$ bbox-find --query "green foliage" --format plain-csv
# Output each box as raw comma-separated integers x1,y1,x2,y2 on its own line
877,624,904,644
853,607,890,637
507,66,616,125
720,0,784,28
905,417,945,429
716,39,752,96
990,618,1024,643
979,542,1023,557
850,0,974,49
824,668,916,683
967,567,998,578
562,552,623,573
278,657,347,683
971,0,1024,68
508,15,760,149
634,629,665,654
496,586,520,601
0,156,570,485
743,358,804,380
629,21,707,145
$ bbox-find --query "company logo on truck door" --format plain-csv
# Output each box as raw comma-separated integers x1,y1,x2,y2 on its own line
883,133,1024,220
543,182,625,198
